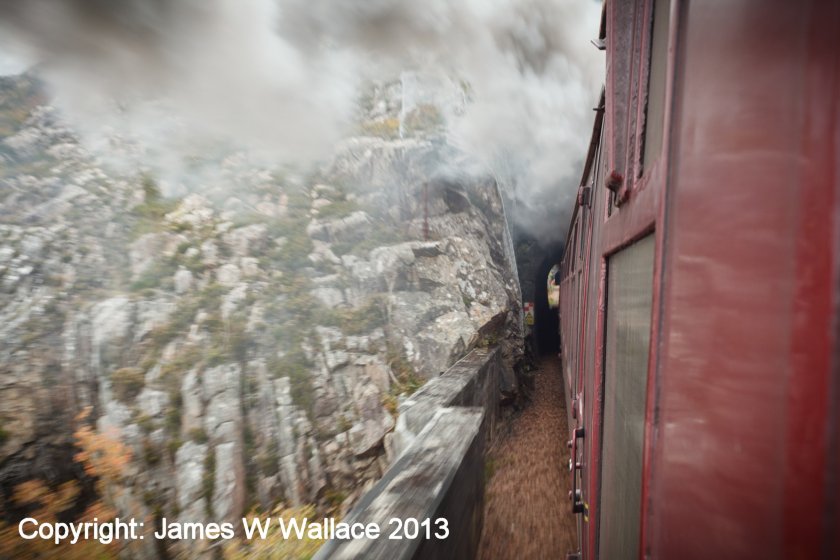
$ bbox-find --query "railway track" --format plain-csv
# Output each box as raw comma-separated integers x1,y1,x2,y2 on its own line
478,356,577,559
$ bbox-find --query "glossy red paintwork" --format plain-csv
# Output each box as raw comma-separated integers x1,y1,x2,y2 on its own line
559,1,839,558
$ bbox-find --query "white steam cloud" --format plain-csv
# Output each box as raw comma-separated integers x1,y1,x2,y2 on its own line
0,0,603,243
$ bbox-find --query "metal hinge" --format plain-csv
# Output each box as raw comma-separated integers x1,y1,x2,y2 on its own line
568,426,585,514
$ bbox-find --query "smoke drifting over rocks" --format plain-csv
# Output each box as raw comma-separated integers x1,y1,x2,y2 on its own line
0,0,602,244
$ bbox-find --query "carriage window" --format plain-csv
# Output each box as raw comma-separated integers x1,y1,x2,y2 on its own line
599,234,655,560
641,0,670,170
577,217,584,262
578,210,587,262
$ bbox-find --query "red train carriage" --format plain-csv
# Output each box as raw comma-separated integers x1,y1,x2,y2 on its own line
558,1,840,559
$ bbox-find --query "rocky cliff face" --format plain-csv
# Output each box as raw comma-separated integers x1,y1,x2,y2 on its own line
0,74,522,556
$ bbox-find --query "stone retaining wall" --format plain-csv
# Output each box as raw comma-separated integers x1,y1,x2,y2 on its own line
314,346,510,560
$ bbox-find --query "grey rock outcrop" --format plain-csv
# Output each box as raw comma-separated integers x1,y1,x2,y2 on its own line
0,73,522,559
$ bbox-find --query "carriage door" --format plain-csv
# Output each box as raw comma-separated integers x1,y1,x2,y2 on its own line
598,234,655,559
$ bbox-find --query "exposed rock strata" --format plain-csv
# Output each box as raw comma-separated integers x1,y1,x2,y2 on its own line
0,73,523,558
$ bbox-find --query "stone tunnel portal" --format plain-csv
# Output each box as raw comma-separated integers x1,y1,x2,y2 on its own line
533,252,562,355
512,233,564,357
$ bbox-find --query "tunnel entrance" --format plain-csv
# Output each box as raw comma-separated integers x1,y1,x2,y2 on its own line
533,252,563,355
510,233,563,358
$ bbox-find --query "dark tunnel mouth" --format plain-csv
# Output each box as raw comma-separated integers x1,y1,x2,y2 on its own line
533,248,564,356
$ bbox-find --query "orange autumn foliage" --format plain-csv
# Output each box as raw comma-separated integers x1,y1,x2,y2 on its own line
0,408,132,559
